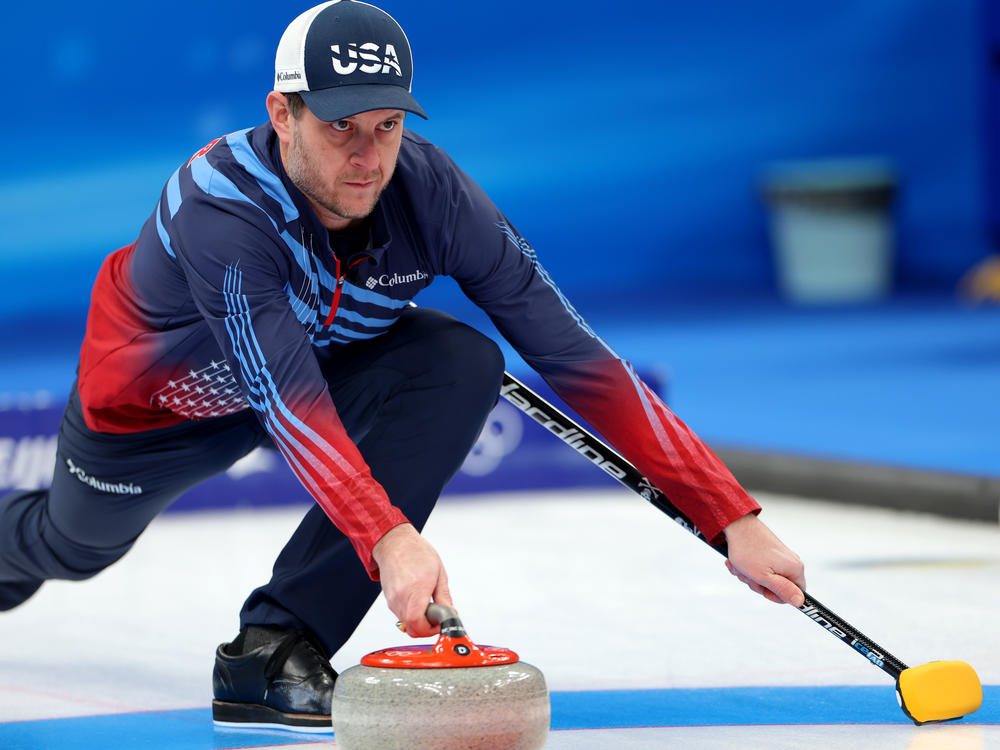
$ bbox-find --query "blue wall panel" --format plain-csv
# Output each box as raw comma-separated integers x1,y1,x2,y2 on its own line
0,1,988,326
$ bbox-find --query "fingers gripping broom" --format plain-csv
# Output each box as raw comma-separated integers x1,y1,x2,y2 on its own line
498,372,982,724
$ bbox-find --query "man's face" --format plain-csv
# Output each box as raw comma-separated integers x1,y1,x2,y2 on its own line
282,104,405,230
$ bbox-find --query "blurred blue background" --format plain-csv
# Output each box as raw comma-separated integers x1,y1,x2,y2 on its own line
1,0,997,483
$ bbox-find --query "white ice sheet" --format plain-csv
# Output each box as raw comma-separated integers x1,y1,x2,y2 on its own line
1,490,997,748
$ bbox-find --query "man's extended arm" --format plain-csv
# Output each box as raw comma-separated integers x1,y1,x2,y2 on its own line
426,150,805,605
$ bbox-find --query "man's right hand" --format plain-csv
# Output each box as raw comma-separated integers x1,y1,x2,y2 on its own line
371,523,453,637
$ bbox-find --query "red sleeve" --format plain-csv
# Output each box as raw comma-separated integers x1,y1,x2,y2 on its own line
544,358,760,545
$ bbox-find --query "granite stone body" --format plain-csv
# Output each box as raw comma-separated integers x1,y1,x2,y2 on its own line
330,661,550,750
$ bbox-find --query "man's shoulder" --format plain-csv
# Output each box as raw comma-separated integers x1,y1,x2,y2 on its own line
401,127,435,150
173,123,292,223
181,123,277,184
398,129,458,177
163,123,297,265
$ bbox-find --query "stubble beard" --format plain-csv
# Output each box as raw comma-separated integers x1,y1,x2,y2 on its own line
286,126,384,222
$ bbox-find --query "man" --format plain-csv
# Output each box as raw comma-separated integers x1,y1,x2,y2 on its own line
0,0,805,732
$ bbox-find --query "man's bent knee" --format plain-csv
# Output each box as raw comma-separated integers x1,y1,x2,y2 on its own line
42,523,135,582
417,316,505,399
0,489,134,584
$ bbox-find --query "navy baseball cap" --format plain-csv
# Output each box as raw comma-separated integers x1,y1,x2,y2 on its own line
274,0,427,122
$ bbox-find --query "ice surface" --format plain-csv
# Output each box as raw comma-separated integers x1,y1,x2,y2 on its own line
1,489,997,748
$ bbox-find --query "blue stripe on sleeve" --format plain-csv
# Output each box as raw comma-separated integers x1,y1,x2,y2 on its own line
166,169,182,218
283,284,319,328
190,156,248,207
325,322,385,340
222,264,358,493
338,280,412,310
223,277,318,490
226,130,299,224
188,154,316,285
283,282,398,340
334,306,399,329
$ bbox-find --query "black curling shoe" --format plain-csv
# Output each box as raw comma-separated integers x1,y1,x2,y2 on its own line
212,626,337,732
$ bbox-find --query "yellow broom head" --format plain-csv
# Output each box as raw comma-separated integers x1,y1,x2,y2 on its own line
896,661,982,725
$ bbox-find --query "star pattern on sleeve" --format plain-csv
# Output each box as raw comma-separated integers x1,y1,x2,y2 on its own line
150,360,247,419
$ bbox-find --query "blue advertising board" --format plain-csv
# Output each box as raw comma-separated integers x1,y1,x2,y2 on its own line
0,372,665,511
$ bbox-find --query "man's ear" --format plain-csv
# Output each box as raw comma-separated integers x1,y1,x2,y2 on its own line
266,91,293,144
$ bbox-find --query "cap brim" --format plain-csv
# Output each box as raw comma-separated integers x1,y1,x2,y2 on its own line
300,84,427,122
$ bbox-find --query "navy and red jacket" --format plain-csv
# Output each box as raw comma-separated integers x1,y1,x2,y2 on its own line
78,123,759,577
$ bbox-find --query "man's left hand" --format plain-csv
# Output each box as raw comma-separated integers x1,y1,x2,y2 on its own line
722,512,806,606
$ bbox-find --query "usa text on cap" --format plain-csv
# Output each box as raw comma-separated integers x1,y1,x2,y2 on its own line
274,0,427,122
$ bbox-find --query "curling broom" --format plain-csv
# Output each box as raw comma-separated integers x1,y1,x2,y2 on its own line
498,372,982,724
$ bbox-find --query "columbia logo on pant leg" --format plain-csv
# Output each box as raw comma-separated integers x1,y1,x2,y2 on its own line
65,458,143,495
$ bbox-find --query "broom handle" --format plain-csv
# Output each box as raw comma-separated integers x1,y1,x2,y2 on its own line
498,371,908,679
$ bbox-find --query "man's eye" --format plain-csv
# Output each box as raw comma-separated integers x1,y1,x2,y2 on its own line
332,120,351,132
381,120,397,131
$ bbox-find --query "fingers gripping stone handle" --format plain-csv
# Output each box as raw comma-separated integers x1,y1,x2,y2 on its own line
426,603,467,638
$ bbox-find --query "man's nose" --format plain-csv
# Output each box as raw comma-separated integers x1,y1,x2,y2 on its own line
350,131,380,171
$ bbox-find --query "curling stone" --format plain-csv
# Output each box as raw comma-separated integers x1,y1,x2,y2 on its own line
331,604,549,750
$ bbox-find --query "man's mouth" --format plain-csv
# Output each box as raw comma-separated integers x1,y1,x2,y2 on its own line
342,176,379,190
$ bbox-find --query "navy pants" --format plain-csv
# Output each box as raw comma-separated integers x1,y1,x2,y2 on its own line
0,308,504,656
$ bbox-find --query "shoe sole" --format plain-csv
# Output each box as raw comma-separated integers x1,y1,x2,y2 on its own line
212,699,331,733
